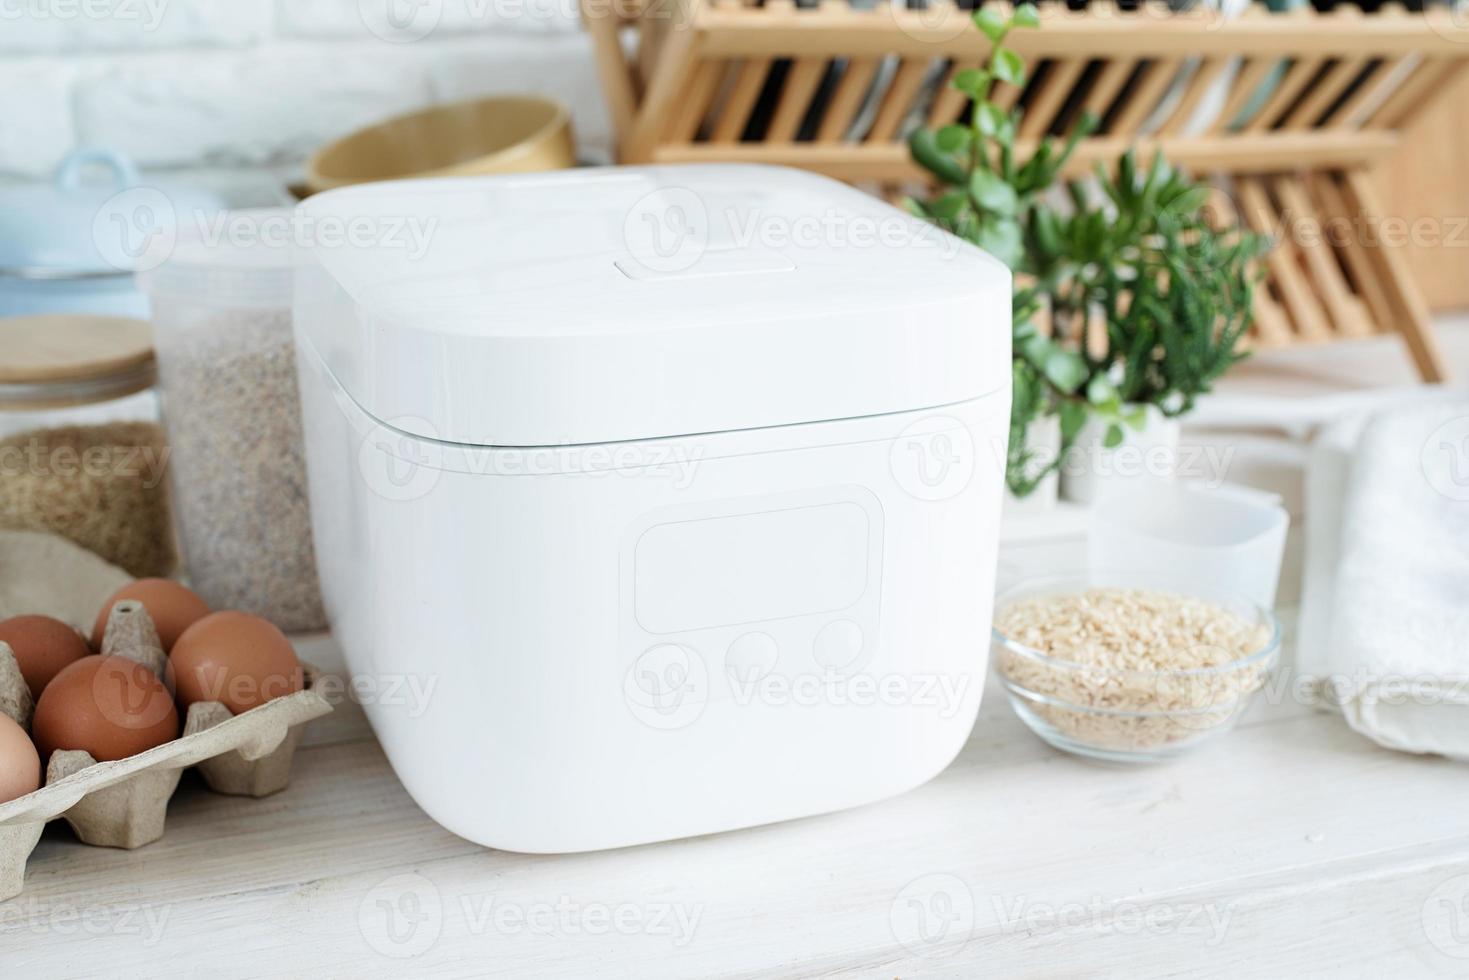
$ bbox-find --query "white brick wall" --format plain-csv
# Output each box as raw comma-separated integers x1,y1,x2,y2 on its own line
0,0,606,183
0,57,80,175
0,0,273,53
280,0,583,39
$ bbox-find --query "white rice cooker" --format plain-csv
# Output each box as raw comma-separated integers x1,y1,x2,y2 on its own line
293,165,1011,852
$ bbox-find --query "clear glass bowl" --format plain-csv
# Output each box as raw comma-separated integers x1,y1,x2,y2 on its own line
992,571,1281,764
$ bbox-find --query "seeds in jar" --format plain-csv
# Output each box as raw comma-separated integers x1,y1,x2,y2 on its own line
995,588,1273,751
0,422,175,578
153,309,325,632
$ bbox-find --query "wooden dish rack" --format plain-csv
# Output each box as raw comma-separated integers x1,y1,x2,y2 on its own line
584,0,1469,379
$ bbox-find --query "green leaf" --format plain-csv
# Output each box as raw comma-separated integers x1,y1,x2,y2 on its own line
991,47,1027,87
969,169,1019,215
973,6,1007,42
1103,424,1125,449
929,189,968,220
1032,206,1062,258
1058,400,1088,444
1042,347,1088,393
1123,406,1148,430
952,68,989,96
935,124,971,153
907,128,967,186
975,101,1007,137
1012,359,1037,405
977,216,1023,267
1011,2,1040,27
1164,184,1211,217
1118,149,1137,196
1086,374,1118,407
1016,329,1051,368
1066,179,1089,212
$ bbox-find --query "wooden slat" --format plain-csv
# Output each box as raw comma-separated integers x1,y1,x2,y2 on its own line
1340,169,1450,380
1109,58,1184,134
1367,57,1462,128
1307,171,1396,336
1271,175,1371,337
1282,57,1368,130
696,6,1469,58
711,57,771,143
637,5,672,92
1081,58,1136,128
1161,56,1229,137
765,57,827,142
927,59,980,128
663,60,725,143
1209,58,1276,135
624,15,701,161
1235,176,1333,343
653,129,1402,179
1019,58,1087,138
580,0,639,151
1244,56,1325,132
816,57,879,143
1328,56,1410,130
1247,280,1293,349
866,57,930,142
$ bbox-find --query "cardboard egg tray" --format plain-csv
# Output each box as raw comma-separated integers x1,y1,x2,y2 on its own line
0,530,334,902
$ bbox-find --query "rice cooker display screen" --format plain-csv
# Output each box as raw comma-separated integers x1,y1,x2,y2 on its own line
633,501,872,635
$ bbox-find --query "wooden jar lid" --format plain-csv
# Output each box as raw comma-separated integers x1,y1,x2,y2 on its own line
0,314,156,409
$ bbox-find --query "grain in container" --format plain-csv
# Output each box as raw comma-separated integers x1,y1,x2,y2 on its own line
140,209,326,631
0,314,174,577
294,165,1012,851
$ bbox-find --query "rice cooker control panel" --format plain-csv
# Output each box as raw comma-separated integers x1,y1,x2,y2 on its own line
619,486,884,721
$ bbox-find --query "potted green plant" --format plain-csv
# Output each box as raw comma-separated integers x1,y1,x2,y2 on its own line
906,4,1268,506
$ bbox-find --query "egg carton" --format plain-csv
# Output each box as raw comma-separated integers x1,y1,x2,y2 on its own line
0,571,333,902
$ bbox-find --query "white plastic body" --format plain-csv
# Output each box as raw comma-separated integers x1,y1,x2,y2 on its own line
292,165,1010,447
293,164,1012,851
297,338,1009,852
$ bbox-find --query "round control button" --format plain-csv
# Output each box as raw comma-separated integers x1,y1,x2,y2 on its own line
724,632,779,686
813,619,864,671
623,643,707,730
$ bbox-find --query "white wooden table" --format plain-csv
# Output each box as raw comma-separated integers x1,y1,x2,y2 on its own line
7,520,1469,979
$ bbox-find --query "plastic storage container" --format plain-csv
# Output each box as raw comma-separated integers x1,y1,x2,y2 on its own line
295,165,1013,852
141,209,326,631
0,313,173,577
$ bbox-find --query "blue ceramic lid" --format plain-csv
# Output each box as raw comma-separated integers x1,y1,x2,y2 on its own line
0,147,225,281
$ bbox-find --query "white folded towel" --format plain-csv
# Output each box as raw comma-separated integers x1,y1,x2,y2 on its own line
1299,396,1469,759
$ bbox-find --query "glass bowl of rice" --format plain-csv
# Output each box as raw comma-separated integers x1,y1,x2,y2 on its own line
992,571,1281,763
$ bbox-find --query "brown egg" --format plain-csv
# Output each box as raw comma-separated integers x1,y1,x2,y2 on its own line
0,714,40,804
33,655,179,762
0,615,91,699
92,579,210,653
170,611,304,716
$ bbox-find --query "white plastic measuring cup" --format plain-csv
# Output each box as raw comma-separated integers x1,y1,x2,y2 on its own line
1087,482,1290,610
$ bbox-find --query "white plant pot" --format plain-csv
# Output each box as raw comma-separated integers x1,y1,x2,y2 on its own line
1003,414,1061,518
1060,404,1181,506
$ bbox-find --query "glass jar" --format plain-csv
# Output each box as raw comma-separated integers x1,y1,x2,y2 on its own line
140,208,326,632
0,313,175,577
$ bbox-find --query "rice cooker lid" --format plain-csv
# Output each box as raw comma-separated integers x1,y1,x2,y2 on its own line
295,165,1011,447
